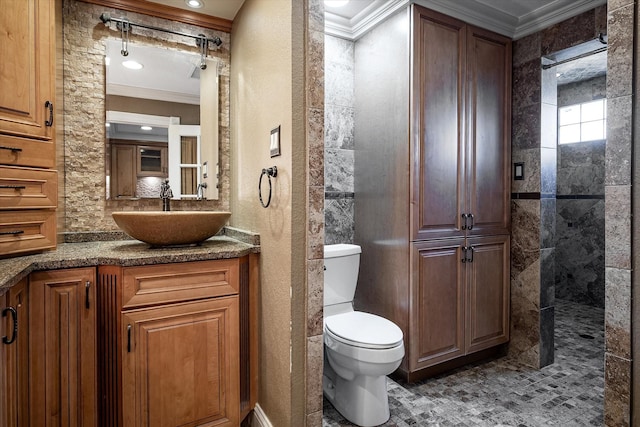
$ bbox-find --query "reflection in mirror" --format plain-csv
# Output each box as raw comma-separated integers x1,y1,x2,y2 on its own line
105,39,219,200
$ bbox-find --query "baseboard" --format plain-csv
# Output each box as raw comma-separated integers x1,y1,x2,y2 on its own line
252,403,273,427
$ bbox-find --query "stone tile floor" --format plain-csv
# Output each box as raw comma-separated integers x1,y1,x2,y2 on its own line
323,299,604,426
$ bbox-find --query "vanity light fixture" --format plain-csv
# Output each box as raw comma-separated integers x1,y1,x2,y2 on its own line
122,60,143,70
141,126,153,131
185,0,204,8
324,0,349,7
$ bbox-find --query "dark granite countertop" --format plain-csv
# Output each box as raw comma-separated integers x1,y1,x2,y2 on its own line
0,236,259,295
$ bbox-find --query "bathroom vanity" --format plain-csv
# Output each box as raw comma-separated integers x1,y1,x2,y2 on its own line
0,237,259,426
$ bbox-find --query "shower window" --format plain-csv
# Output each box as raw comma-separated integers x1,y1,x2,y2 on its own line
558,98,607,144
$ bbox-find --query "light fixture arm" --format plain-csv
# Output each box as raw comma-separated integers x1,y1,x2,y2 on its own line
99,13,222,58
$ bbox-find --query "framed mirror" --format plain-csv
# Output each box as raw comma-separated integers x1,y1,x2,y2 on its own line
105,39,219,200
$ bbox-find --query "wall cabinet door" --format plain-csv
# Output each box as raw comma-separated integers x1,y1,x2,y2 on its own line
412,8,466,241
411,239,466,370
2,278,29,427
122,297,239,427
0,0,55,141
111,144,137,199
465,26,511,237
466,235,510,353
29,268,97,427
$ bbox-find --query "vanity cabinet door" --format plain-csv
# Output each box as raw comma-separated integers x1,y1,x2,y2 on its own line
2,278,30,427
29,268,97,427
122,297,239,427
0,0,55,143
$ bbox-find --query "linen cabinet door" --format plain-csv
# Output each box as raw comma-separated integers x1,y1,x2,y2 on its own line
122,297,239,427
412,6,467,241
465,26,511,237
465,235,510,353
0,0,55,143
410,239,466,370
2,278,29,427
29,268,97,427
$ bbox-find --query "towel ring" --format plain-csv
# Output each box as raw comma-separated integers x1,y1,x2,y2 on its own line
259,166,277,208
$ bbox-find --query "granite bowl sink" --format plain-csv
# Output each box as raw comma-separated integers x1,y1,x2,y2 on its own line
112,211,231,247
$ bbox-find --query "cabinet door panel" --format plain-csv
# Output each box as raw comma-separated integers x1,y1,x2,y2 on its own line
0,0,54,140
412,7,466,240
2,278,29,427
411,240,465,370
466,26,511,236
29,268,97,427
466,236,510,353
122,297,239,427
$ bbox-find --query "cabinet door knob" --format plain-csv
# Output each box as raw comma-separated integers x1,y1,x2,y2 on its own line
2,307,18,345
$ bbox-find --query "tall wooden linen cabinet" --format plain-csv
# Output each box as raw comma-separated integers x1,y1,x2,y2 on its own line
354,5,511,381
0,0,58,256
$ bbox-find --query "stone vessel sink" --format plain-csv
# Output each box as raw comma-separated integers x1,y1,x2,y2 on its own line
112,211,231,247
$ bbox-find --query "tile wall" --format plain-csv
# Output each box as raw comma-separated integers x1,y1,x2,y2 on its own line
324,35,355,245
556,76,606,308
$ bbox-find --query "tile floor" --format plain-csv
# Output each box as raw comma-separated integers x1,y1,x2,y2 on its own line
322,299,604,426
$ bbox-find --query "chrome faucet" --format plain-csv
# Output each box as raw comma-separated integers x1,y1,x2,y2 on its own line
196,182,208,200
160,179,173,211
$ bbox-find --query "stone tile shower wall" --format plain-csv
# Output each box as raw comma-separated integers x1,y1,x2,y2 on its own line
63,1,230,232
324,35,355,245
513,3,635,425
556,77,606,308
511,4,606,369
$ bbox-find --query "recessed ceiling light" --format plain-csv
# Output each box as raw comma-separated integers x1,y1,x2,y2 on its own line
324,0,349,7
185,0,204,8
141,126,153,131
122,60,143,70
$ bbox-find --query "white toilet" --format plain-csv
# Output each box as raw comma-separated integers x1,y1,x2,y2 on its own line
323,244,404,427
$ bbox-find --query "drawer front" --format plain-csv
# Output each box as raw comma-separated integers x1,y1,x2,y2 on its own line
122,259,239,308
0,166,57,209
0,134,55,168
0,209,56,256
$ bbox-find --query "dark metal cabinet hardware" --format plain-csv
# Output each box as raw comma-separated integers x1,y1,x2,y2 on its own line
2,307,18,345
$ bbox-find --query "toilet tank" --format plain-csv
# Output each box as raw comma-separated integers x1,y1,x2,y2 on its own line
324,244,361,307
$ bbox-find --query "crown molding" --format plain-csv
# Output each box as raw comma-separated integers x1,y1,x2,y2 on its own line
324,0,607,41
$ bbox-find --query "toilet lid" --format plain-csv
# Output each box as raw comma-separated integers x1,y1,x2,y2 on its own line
324,312,403,349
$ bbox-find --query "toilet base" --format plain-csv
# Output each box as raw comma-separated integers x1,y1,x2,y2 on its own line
323,358,390,427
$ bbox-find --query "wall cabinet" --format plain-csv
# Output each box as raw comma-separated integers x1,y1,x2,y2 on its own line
110,142,168,199
0,0,57,256
354,5,511,381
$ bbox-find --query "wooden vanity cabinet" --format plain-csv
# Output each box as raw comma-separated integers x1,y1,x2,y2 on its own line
98,257,257,427
0,0,58,257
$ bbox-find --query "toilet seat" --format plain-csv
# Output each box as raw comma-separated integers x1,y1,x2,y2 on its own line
324,312,403,349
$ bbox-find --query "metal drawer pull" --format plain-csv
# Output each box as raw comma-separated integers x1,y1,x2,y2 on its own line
468,246,474,263
2,307,18,345
461,213,468,230
0,230,24,236
85,281,91,309
0,146,22,153
127,324,132,352
461,246,468,263
468,213,474,230
0,185,26,190
45,101,54,126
